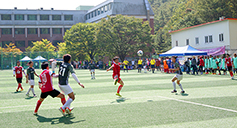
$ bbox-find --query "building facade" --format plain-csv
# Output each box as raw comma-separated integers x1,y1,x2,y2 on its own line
170,18,237,51
0,0,154,51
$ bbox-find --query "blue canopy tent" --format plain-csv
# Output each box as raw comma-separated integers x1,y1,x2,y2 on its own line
160,45,208,56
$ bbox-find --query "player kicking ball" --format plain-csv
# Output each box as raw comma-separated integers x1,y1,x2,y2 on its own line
26,61,39,97
107,56,125,97
58,54,84,116
169,56,185,94
34,62,66,115
13,61,27,92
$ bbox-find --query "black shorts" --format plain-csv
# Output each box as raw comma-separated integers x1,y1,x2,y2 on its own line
16,78,22,83
227,66,232,71
40,89,60,99
151,65,155,68
138,65,142,68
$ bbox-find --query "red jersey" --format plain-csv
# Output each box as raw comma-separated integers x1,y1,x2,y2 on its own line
14,66,24,78
112,63,121,75
39,70,54,93
156,60,160,66
199,59,204,66
225,58,232,67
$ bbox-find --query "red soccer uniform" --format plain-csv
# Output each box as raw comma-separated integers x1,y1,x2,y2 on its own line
39,70,54,93
112,63,121,82
14,66,24,78
225,58,232,67
199,59,204,66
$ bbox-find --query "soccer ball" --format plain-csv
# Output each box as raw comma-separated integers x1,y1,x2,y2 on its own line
137,50,143,56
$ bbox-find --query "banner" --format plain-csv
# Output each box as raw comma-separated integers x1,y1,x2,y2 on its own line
198,46,225,56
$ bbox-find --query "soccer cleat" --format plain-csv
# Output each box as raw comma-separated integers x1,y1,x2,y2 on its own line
33,94,37,97
116,93,122,97
181,91,185,94
231,77,234,80
59,107,66,116
20,89,24,91
171,90,177,93
114,78,119,85
66,107,74,115
33,112,38,115
16,90,18,92
26,93,29,97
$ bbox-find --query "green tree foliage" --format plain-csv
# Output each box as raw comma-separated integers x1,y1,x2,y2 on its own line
64,23,98,60
96,15,153,61
26,39,56,52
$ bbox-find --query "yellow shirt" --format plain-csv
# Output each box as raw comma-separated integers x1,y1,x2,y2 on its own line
123,60,129,65
138,60,143,65
150,59,156,65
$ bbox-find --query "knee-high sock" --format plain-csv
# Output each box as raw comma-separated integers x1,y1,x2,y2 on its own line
179,84,184,91
230,71,234,77
27,88,31,94
19,83,23,89
61,97,66,105
31,88,35,95
172,82,176,90
17,83,22,90
62,98,73,109
117,85,123,93
34,100,42,113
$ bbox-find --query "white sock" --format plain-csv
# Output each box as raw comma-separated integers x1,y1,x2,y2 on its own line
172,82,176,90
93,73,95,78
62,98,73,109
26,88,31,94
179,84,184,91
31,88,35,95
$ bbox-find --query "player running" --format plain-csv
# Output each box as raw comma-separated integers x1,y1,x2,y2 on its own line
26,61,39,97
169,56,185,94
107,56,125,97
89,59,96,79
34,62,66,115
58,54,85,116
232,53,237,74
226,54,234,79
13,61,27,92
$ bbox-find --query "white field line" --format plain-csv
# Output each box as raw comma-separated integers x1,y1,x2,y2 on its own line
1,95,237,114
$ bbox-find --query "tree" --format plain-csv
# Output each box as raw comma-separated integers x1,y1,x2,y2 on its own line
25,39,56,52
96,15,153,61
64,23,98,60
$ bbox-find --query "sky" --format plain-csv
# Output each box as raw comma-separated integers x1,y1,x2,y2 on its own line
0,0,106,10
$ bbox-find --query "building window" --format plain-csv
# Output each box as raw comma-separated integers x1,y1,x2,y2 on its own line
64,15,73,21
15,14,24,20
176,41,178,46
205,36,208,43
91,12,93,18
64,28,70,33
53,28,62,34
15,28,25,34
1,14,11,20
15,41,25,47
52,40,62,46
95,11,97,16
195,37,199,45
2,28,12,35
108,3,112,10
52,15,61,20
105,5,108,12
27,28,38,34
101,7,104,14
40,15,49,20
2,41,11,48
28,40,36,47
209,35,213,43
27,15,37,20
40,28,50,34
186,39,189,45
219,33,224,42
98,8,101,15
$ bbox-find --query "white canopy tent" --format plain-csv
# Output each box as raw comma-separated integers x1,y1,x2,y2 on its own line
20,56,32,62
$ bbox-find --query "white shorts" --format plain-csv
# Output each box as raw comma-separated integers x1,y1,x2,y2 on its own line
29,80,35,86
174,74,183,81
90,69,95,73
59,84,73,95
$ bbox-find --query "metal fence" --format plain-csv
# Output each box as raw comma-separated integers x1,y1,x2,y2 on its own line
0,51,66,70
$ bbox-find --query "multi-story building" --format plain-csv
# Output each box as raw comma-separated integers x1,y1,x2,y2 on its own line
0,0,154,51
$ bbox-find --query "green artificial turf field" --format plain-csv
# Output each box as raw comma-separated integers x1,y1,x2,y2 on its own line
0,69,237,128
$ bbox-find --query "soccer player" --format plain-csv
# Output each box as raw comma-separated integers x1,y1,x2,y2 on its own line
226,54,234,79
123,59,129,72
150,58,156,73
13,61,27,92
232,53,237,74
89,59,96,79
204,56,209,74
34,62,66,115
163,58,169,73
209,55,213,74
216,56,222,75
143,58,147,73
169,56,185,94
221,56,226,75
107,56,125,97
26,61,39,97
199,56,204,75
58,54,84,116
137,57,143,73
